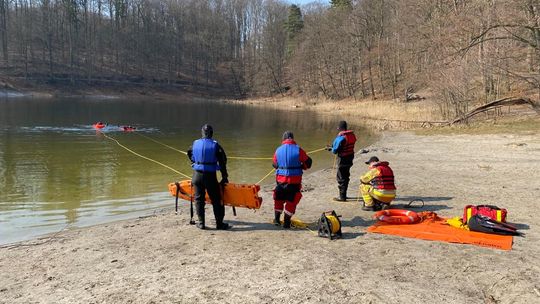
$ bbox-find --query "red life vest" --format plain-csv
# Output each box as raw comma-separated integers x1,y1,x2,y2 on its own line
372,162,396,190
338,130,356,157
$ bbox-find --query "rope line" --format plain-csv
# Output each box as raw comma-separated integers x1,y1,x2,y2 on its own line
134,133,188,155
256,168,276,185
102,133,191,179
228,156,273,160
107,133,329,185
306,147,328,155
134,133,327,160
253,148,328,185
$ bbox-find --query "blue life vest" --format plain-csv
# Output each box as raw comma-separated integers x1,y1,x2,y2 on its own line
191,138,220,172
275,144,303,176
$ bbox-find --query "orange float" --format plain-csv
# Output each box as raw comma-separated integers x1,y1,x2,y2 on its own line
93,122,106,129
168,180,262,209
373,209,421,224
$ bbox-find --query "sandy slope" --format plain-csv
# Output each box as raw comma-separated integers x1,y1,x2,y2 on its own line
1,132,539,304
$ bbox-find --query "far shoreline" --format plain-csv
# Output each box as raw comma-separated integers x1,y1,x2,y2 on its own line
3,86,539,134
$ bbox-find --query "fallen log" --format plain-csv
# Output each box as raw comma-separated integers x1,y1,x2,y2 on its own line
450,97,539,125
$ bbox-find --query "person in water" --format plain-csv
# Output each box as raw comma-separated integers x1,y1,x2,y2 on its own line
360,156,396,211
272,131,312,228
327,120,357,201
187,124,231,230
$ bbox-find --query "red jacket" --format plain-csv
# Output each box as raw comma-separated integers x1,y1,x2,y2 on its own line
273,139,311,184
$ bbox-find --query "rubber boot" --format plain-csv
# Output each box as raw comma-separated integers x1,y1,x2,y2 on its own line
340,187,348,200
283,214,292,229
196,201,205,229
362,202,374,211
333,188,347,201
273,212,281,226
216,219,232,230
196,216,205,229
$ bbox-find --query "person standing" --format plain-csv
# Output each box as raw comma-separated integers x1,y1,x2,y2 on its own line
187,124,231,230
328,120,357,201
273,131,312,228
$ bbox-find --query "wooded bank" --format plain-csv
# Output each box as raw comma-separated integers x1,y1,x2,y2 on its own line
0,0,539,120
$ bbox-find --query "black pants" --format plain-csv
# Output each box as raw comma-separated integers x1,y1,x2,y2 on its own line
192,171,225,225
336,155,354,199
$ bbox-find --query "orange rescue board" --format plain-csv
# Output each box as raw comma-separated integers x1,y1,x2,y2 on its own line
168,180,263,209
367,212,513,250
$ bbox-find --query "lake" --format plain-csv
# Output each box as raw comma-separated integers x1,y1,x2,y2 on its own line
0,97,372,244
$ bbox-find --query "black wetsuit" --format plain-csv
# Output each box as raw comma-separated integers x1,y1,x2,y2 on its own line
187,138,228,226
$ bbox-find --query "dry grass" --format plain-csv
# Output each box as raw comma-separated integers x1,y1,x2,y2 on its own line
228,96,445,130
228,95,540,133
415,115,540,136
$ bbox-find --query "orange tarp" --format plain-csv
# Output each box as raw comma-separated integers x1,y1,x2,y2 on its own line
168,180,263,209
367,212,513,250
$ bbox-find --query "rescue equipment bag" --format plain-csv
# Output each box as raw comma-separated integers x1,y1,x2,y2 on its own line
463,205,507,224
467,215,520,236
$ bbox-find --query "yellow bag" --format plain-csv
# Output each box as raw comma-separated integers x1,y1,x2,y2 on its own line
447,217,469,230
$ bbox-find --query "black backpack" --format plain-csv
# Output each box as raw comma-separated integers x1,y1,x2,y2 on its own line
468,215,521,236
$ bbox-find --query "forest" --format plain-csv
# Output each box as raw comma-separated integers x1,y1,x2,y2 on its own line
0,0,539,118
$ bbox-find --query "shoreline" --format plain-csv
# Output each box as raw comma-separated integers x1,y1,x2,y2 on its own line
4,86,539,133
1,131,539,303
225,95,540,133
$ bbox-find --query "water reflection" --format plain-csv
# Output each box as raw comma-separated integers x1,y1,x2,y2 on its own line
0,97,372,244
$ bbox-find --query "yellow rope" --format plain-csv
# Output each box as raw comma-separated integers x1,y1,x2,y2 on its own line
130,133,330,185
253,147,327,185
271,217,318,235
306,147,327,154
228,156,273,160
102,133,191,179
326,215,341,234
135,133,188,155
255,168,275,185
103,133,328,188
295,218,318,236
331,154,337,177
356,180,364,204
134,133,327,160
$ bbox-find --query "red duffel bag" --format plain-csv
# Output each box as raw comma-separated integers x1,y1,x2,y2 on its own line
463,205,507,224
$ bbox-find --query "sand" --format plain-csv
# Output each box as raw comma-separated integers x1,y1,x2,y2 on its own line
1,131,539,304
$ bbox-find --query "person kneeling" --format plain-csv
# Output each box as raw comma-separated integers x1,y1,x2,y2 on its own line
360,156,396,211
272,131,312,228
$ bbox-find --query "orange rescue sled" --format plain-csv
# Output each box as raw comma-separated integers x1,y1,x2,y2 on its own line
367,211,513,250
168,180,263,209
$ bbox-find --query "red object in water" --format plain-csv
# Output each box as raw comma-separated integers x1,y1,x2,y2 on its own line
121,126,136,132
93,122,106,129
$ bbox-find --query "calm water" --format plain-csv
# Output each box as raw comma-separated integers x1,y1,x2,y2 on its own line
0,97,372,244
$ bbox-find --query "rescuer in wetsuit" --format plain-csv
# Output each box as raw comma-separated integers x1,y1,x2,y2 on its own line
187,124,231,230
272,131,312,228
327,120,357,201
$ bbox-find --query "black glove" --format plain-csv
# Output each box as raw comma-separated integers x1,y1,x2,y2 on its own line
220,177,229,186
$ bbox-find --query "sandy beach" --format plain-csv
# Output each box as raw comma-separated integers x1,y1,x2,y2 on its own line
1,131,539,303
